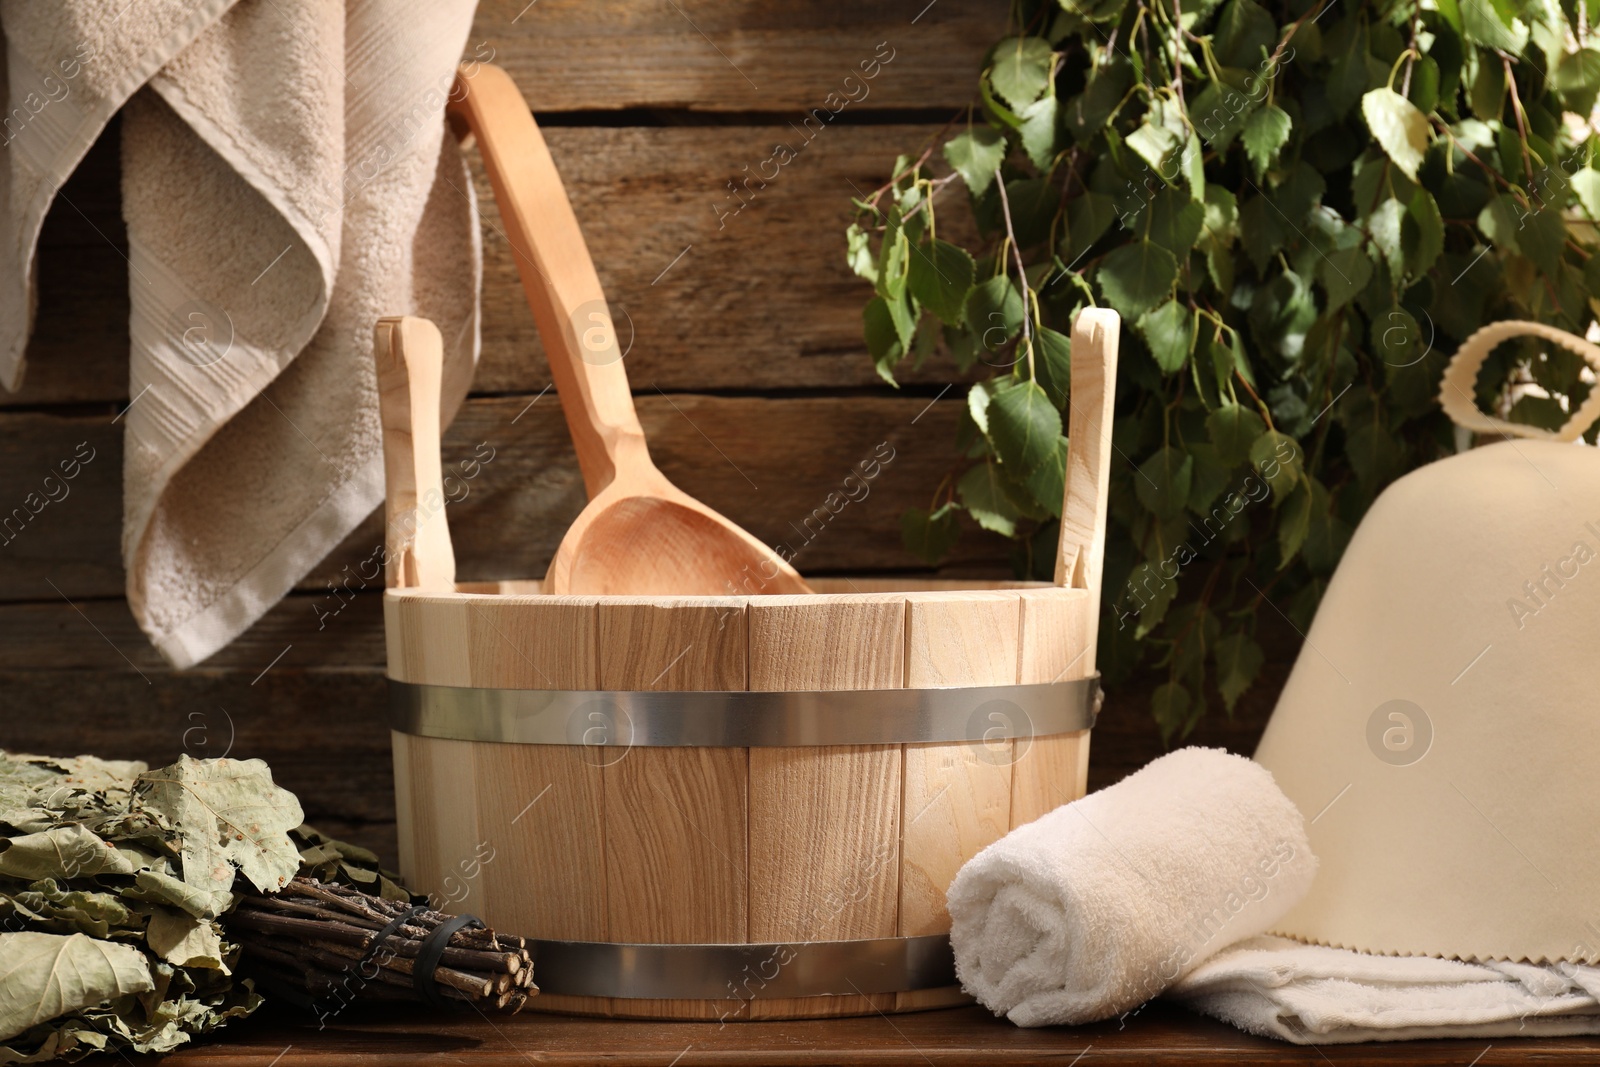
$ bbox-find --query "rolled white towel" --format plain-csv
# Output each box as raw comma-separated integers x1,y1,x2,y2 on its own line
947,746,1317,1026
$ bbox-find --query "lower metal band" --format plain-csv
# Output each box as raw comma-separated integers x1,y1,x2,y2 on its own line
530,935,956,1000
389,675,1099,747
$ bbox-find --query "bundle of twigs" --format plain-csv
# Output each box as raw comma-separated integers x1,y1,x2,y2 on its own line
229,877,536,1014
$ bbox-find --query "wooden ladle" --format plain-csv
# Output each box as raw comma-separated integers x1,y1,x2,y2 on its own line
446,65,811,597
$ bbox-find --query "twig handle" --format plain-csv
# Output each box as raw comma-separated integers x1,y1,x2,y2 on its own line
1440,320,1600,442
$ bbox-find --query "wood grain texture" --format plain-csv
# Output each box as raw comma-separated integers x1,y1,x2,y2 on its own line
1007,308,1110,842
475,577,1044,596
387,590,611,1015
0,593,384,672
468,125,982,395
387,582,1085,1018
474,738,609,1020
898,591,1017,936
461,596,609,1018
808,578,1047,593
390,732,418,885
1010,587,1094,829
17,123,981,408
383,580,1096,1018
746,593,904,1018
0,663,396,835
595,598,749,1021
375,317,457,592
384,595,472,688
471,0,997,111
1055,309,1120,618
0,394,998,602
746,593,906,694
895,590,1020,1012
97,1000,1600,1065
0,411,122,599
464,595,598,689
392,736,480,914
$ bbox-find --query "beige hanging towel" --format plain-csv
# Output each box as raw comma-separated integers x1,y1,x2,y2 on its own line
0,0,482,667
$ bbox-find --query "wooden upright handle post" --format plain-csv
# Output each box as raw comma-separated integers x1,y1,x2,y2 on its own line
1055,308,1120,600
446,64,645,499
375,316,457,592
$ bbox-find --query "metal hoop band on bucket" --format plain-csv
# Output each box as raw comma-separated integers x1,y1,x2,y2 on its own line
389,677,1100,1000
530,935,955,1000
389,675,1102,747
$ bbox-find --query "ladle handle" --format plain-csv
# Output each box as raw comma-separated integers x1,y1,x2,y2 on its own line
446,64,644,498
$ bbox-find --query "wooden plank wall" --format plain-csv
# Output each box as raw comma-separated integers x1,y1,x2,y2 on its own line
0,0,1284,865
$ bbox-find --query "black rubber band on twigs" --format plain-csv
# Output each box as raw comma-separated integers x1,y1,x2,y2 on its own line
414,913,484,1007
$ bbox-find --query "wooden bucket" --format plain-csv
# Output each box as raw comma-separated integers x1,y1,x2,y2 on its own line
379,309,1120,1020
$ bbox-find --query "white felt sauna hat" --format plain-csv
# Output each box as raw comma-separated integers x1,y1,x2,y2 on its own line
1254,321,1600,964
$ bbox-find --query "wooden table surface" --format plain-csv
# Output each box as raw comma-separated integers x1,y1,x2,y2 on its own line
98,1001,1600,1065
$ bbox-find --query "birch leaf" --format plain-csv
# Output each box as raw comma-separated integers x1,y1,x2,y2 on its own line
958,462,1022,536
0,933,152,1043
0,753,144,833
1241,104,1292,178
125,869,235,923
0,880,136,940
0,826,134,881
0,759,59,824
145,911,226,972
944,128,1006,197
989,36,1055,112
1362,88,1430,181
135,756,302,900
989,380,1062,475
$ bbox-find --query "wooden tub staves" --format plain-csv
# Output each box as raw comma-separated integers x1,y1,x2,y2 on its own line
377,309,1120,1021
378,63,1120,1021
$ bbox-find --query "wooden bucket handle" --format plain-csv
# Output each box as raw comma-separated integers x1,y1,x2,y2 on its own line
445,63,643,500
1057,308,1120,598
375,316,457,591
1439,319,1600,441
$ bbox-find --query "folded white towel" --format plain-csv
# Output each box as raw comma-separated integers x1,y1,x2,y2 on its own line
947,747,1316,1026
1171,935,1600,1043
